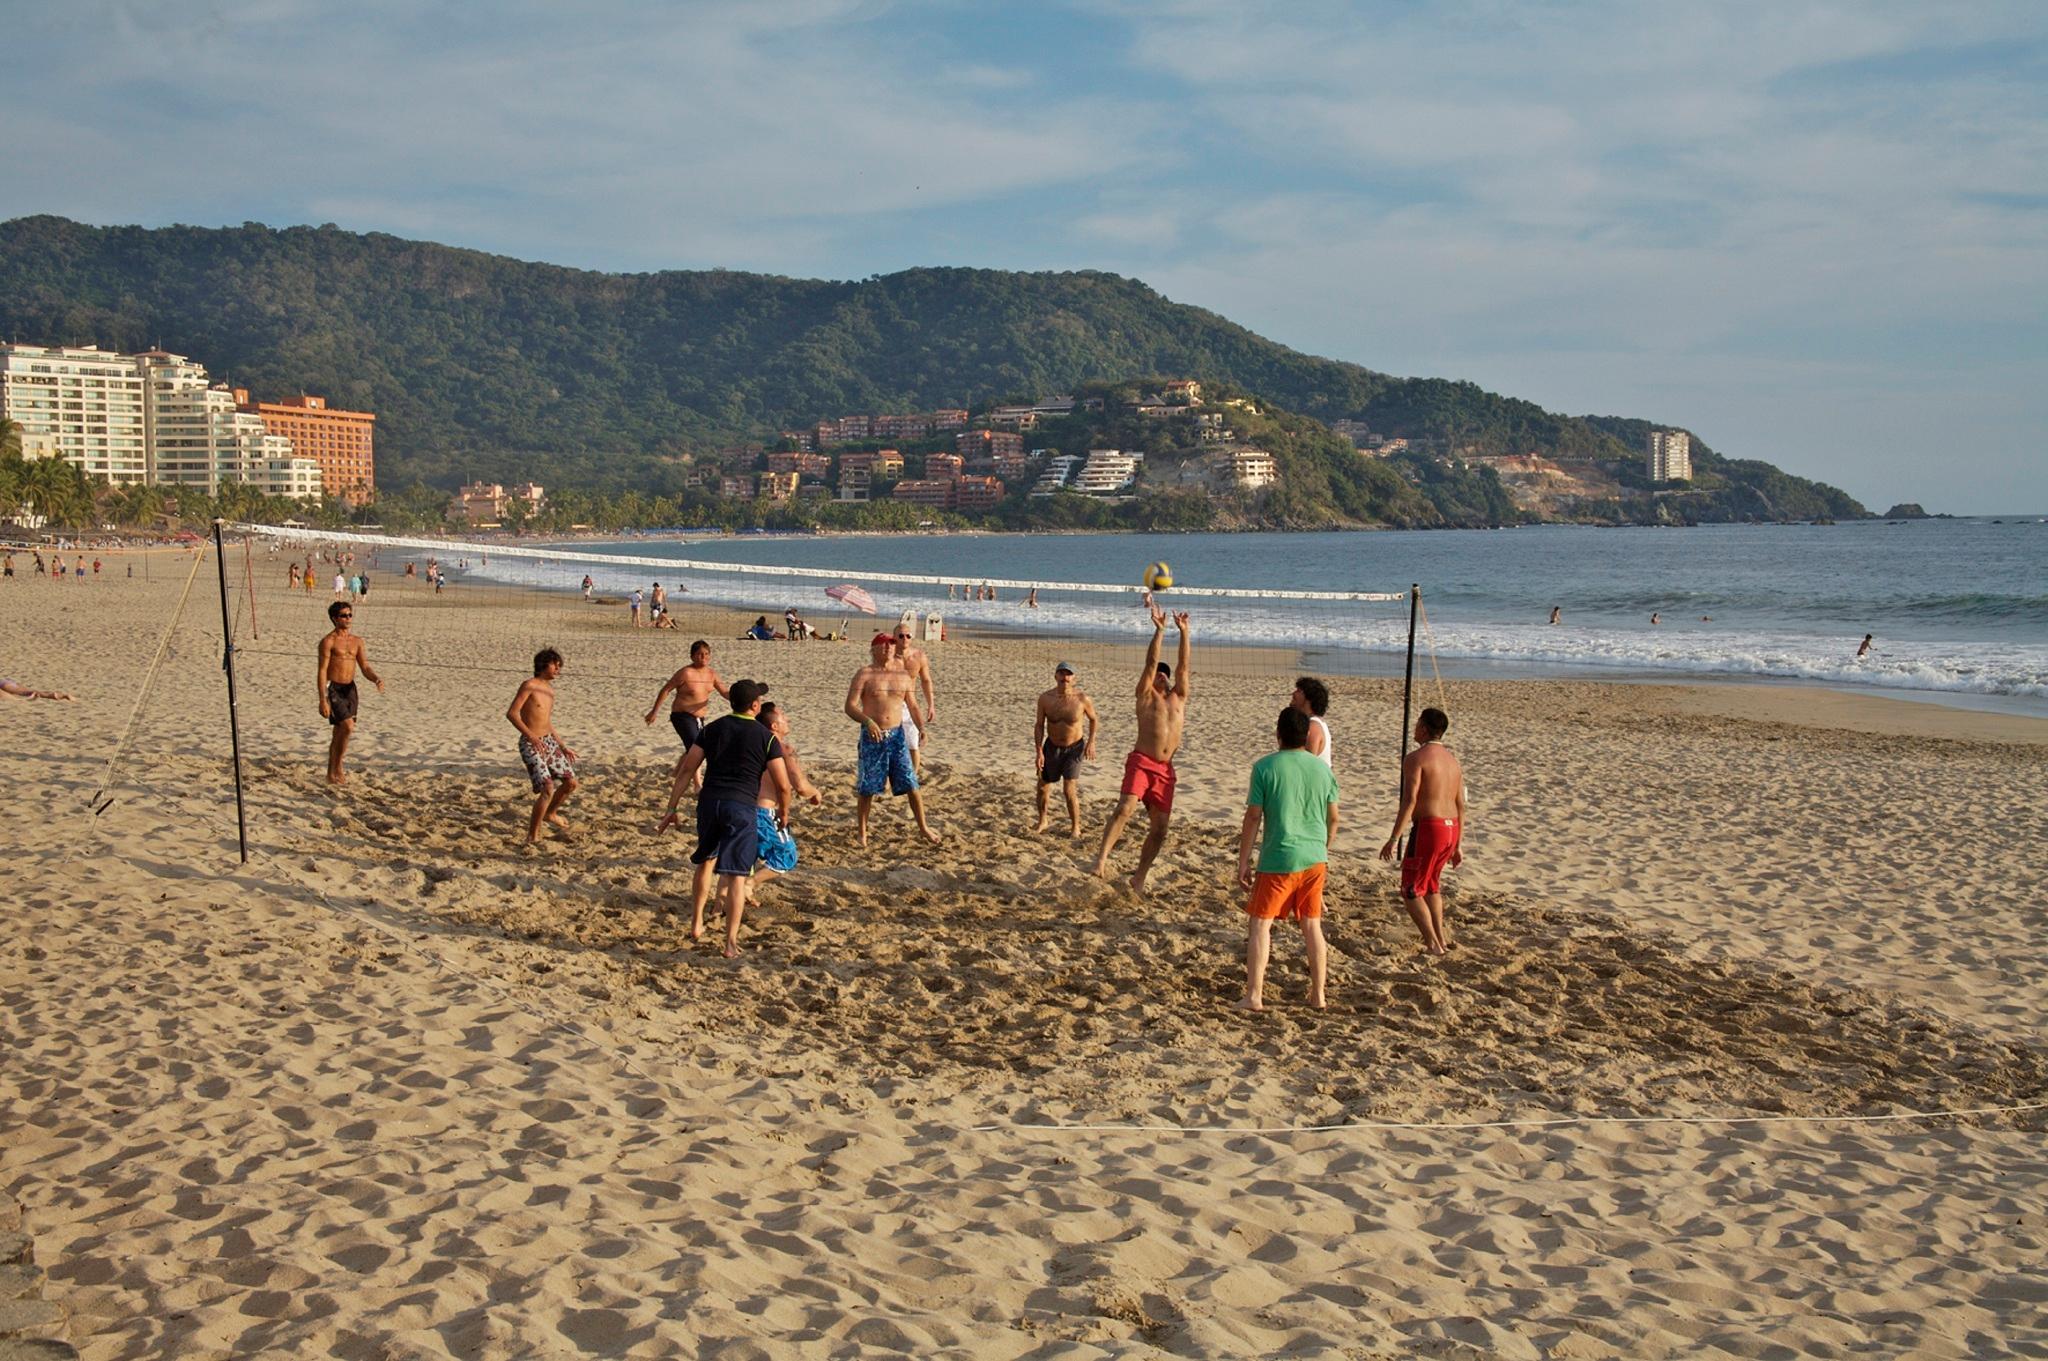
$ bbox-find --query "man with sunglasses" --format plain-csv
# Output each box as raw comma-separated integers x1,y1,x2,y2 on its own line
317,600,384,785
890,622,937,775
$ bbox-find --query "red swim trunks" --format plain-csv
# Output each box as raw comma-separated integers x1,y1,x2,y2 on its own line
1401,818,1460,897
1120,750,1177,815
1248,864,1326,921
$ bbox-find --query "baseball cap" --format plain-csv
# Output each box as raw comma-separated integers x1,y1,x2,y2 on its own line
1054,661,1075,675
872,631,896,647
728,678,768,711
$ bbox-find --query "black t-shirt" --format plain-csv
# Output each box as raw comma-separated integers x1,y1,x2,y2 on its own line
693,714,784,805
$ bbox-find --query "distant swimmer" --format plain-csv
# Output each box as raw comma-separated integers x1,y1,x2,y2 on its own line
507,648,579,845
891,622,937,774
0,678,75,701
1548,606,1561,625
1700,615,1711,622
1026,588,1039,609
1379,707,1464,956
657,679,788,956
846,632,939,846
1291,675,1332,765
645,639,730,791
1857,633,1874,659
1032,661,1098,837
317,600,384,785
1237,706,1340,1011
1092,606,1191,897
1650,612,1660,625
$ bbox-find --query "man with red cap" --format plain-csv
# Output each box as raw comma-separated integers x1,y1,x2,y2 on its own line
845,631,939,847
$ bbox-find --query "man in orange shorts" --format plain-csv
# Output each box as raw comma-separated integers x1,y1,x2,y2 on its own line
1237,706,1340,1011
1379,706,1465,955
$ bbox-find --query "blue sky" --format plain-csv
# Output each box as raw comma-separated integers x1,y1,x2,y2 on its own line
6,0,2046,511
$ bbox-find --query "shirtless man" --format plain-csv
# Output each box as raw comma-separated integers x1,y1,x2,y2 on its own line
845,632,938,846
752,700,823,887
1091,606,1191,895
891,623,937,774
1032,662,1098,836
316,600,384,784
1379,706,1465,955
507,647,579,844
645,639,730,789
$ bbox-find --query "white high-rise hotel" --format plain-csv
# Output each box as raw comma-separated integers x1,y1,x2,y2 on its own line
1647,428,1692,483
0,343,324,500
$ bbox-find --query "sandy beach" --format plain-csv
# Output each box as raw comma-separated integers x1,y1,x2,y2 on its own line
4,547,2046,1358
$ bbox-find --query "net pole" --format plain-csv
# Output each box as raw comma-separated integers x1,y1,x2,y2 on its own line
241,533,260,640
211,519,250,864
1400,584,1419,800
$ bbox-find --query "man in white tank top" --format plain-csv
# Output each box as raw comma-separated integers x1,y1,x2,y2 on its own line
1292,676,1332,766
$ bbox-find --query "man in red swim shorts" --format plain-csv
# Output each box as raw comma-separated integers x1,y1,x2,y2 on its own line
1379,706,1465,955
1092,604,1191,897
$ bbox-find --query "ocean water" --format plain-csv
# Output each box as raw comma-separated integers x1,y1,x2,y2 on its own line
486,518,2048,712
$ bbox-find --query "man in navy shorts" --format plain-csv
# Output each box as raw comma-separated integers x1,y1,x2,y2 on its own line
657,678,790,957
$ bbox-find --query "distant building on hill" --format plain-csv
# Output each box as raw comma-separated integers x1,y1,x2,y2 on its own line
0,342,334,500
1647,429,1692,483
757,471,799,502
1071,449,1138,496
449,480,544,526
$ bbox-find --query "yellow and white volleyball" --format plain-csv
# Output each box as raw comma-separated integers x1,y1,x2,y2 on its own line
1141,560,1174,591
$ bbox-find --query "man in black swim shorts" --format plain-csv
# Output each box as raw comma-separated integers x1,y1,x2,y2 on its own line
316,600,384,785
1032,661,1098,837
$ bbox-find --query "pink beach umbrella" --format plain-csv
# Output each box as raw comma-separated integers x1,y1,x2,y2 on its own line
824,583,877,615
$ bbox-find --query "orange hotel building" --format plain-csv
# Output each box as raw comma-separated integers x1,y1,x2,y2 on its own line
233,390,376,501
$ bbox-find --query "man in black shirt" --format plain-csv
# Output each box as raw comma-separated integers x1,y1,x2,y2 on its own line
658,678,791,957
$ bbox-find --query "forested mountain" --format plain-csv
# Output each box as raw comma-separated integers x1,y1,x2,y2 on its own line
0,215,1865,524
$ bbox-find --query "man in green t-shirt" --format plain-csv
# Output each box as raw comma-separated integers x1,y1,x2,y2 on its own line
1236,706,1341,1011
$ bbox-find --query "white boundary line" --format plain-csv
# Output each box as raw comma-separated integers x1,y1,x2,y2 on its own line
974,1099,2048,1136
229,522,1409,602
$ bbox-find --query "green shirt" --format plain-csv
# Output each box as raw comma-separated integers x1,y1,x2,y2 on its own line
1247,749,1340,874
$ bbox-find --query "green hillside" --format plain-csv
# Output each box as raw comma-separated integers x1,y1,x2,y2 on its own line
0,215,1865,525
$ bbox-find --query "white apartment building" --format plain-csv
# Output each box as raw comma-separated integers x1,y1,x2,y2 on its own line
0,344,150,483
1029,454,1083,497
1070,449,1139,496
1226,448,1277,489
1647,429,1692,483
0,343,321,499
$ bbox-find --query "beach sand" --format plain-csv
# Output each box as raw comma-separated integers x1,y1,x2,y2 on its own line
3,548,2046,1358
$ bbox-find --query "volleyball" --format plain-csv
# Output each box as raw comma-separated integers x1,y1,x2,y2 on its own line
1142,560,1174,592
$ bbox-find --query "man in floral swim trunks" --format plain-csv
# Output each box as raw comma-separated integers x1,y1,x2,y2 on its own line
844,632,938,848
507,647,578,845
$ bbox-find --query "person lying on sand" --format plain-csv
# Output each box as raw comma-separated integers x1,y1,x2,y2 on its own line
0,678,75,701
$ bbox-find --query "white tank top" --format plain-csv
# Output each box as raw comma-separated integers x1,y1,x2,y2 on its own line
1310,716,1333,767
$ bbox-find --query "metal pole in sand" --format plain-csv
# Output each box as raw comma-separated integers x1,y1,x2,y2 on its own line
212,519,250,864
241,533,260,640
1399,583,1420,837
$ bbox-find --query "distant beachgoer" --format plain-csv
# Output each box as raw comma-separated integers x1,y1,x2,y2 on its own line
358,571,370,601
92,558,101,579
891,622,937,774
581,573,593,601
745,615,776,641
0,678,75,701
646,639,730,790
657,678,789,955
1700,615,1711,622
948,584,957,601
74,556,84,580
1650,612,1660,625
845,632,938,846
317,599,385,785
1291,676,1332,766
1092,606,1191,897
333,571,347,598
1026,587,1039,609
650,582,666,625
287,561,298,589
1857,633,1874,659
33,552,46,576
3,553,13,580
1033,661,1098,837
1548,606,1561,625
751,700,822,889
1238,706,1341,1011
1379,706,1465,956
508,647,578,845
